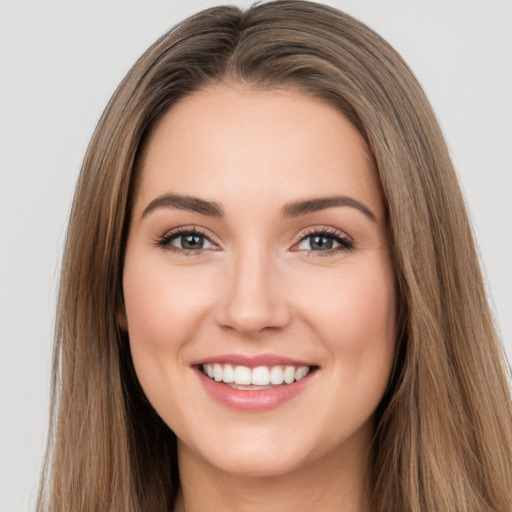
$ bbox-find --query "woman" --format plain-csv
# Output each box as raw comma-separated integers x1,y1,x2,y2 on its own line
37,1,512,511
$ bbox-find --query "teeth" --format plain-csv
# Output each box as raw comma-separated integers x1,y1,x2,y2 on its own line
223,364,235,383
202,363,310,386
295,366,309,381
234,365,252,385
270,366,284,385
213,363,223,382
251,366,270,385
283,366,295,384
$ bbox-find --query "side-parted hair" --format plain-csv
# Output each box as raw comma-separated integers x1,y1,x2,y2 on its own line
37,2,512,511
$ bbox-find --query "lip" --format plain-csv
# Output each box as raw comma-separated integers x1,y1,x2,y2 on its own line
190,353,315,368
193,355,318,411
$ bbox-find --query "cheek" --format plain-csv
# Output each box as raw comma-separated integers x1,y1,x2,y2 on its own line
121,251,218,403
297,256,397,377
298,258,397,438
121,252,222,431
123,259,212,349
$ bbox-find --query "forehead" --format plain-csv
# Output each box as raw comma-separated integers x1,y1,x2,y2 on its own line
135,85,382,218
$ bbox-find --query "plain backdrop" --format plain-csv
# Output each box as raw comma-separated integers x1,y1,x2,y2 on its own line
0,1,511,511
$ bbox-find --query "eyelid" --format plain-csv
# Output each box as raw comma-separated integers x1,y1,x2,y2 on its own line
290,225,354,254
153,225,221,252
292,225,352,245
153,224,354,255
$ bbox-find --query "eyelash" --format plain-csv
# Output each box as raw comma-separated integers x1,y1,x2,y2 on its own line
153,226,354,257
153,226,215,256
292,227,354,256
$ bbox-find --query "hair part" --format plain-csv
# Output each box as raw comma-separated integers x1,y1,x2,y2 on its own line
38,2,512,511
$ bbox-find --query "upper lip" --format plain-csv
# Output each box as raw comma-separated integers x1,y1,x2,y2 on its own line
190,353,316,368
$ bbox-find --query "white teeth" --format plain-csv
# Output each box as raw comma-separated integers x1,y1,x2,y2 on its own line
223,364,235,383
283,366,295,384
202,363,311,386
251,366,270,385
234,365,252,385
295,366,309,381
270,366,285,385
213,363,223,382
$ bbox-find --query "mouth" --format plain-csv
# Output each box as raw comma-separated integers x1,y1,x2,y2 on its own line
193,358,318,411
199,363,313,390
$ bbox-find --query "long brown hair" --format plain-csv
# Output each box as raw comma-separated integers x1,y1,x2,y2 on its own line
37,2,512,511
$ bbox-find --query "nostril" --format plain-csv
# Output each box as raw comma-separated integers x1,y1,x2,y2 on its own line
215,296,292,335
213,259,292,334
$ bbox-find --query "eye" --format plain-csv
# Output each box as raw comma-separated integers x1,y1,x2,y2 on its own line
292,229,354,255
170,232,214,251
154,228,218,254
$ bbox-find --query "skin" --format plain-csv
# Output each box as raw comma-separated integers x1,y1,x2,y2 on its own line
121,85,397,512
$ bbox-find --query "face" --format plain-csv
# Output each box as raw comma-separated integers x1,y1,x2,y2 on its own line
122,85,397,477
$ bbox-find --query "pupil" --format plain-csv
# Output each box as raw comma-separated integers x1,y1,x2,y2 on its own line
311,235,333,250
182,234,203,249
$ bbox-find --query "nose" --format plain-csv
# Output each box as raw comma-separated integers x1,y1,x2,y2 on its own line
214,247,292,336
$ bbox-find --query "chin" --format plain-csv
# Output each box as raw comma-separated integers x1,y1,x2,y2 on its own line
179,426,316,478
206,449,308,478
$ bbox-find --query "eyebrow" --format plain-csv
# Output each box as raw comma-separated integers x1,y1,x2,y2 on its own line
282,196,377,222
141,194,224,218
141,193,376,222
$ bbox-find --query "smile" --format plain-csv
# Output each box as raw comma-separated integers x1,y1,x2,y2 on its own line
194,357,318,411
201,363,310,388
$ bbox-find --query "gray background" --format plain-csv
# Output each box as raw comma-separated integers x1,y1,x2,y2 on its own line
1,1,511,511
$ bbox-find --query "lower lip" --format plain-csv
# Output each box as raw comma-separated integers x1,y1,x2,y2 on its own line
195,368,313,411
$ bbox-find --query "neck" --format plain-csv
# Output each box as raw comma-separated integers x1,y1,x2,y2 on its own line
173,434,372,512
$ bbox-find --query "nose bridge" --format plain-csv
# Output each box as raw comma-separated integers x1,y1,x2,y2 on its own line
216,241,290,334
